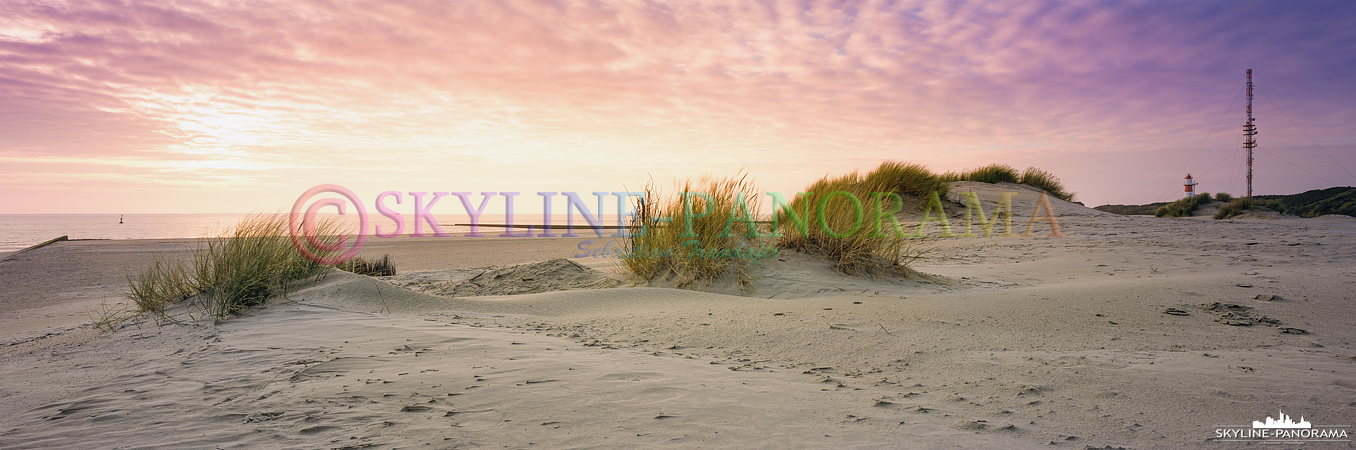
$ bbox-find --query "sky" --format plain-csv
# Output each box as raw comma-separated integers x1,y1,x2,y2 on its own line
2,0,1354,214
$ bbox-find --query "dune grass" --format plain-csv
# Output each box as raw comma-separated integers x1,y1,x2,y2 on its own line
90,302,141,331
618,173,765,287
1260,199,1289,215
775,165,930,276
616,161,1072,281
1017,167,1076,202
863,161,950,200
194,214,335,318
1213,197,1253,220
1155,193,1212,218
124,214,340,322
1212,197,1288,219
125,258,196,314
338,254,396,276
1215,192,1233,203
942,164,1020,184
941,164,1076,202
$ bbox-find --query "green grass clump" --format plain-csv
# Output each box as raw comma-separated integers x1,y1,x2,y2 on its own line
1213,197,1290,219
1213,197,1254,219
619,174,764,287
1215,192,1233,203
125,214,340,322
338,254,396,276
1155,193,1212,217
1259,199,1288,215
775,169,927,276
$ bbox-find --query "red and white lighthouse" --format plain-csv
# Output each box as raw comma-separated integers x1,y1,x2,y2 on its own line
1184,174,1199,197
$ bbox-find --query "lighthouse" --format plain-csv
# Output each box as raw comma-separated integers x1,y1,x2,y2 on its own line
1184,174,1198,198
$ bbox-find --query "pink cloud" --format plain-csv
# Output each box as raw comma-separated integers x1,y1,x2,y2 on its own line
0,0,1353,212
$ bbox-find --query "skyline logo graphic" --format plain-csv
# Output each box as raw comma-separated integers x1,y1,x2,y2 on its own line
1253,410,1311,429
1214,409,1349,443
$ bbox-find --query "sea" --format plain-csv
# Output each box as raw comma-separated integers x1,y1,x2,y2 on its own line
0,213,631,254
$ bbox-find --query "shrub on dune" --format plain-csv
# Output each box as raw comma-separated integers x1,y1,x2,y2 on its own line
1213,197,1287,220
1260,199,1288,215
1213,197,1254,219
1156,193,1212,218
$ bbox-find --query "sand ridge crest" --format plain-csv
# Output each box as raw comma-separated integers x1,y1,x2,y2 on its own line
389,258,621,298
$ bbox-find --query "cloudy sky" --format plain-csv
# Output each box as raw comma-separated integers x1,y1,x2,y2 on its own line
2,0,1353,214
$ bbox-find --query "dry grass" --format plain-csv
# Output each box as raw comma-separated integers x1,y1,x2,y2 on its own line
942,164,1020,184
1017,167,1076,202
124,214,341,322
619,160,1074,280
125,258,195,314
774,166,929,276
618,173,766,287
89,302,141,332
941,164,1075,202
863,161,950,200
193,214,334,318
623,161,1078,283
338,254,396,276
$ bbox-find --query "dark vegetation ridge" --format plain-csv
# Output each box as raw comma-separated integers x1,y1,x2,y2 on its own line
1094,187,1356,218
1252,187,1356,218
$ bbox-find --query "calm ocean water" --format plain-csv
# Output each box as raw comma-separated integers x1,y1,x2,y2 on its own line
0,214,252,253
0,213,628,253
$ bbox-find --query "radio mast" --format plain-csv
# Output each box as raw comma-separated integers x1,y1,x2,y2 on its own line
1243,69,1257,198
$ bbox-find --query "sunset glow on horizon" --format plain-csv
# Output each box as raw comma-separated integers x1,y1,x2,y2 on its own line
2,0,1354,214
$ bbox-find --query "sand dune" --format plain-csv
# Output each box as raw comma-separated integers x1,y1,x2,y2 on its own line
2,188,1355,448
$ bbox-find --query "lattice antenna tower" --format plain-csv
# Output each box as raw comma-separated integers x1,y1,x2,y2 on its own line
1243,69,1257,198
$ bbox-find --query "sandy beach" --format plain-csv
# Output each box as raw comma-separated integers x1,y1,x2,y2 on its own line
2,183,1354,449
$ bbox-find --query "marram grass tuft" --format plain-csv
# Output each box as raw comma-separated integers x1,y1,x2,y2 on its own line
125,213,344,322
618,173,765,287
